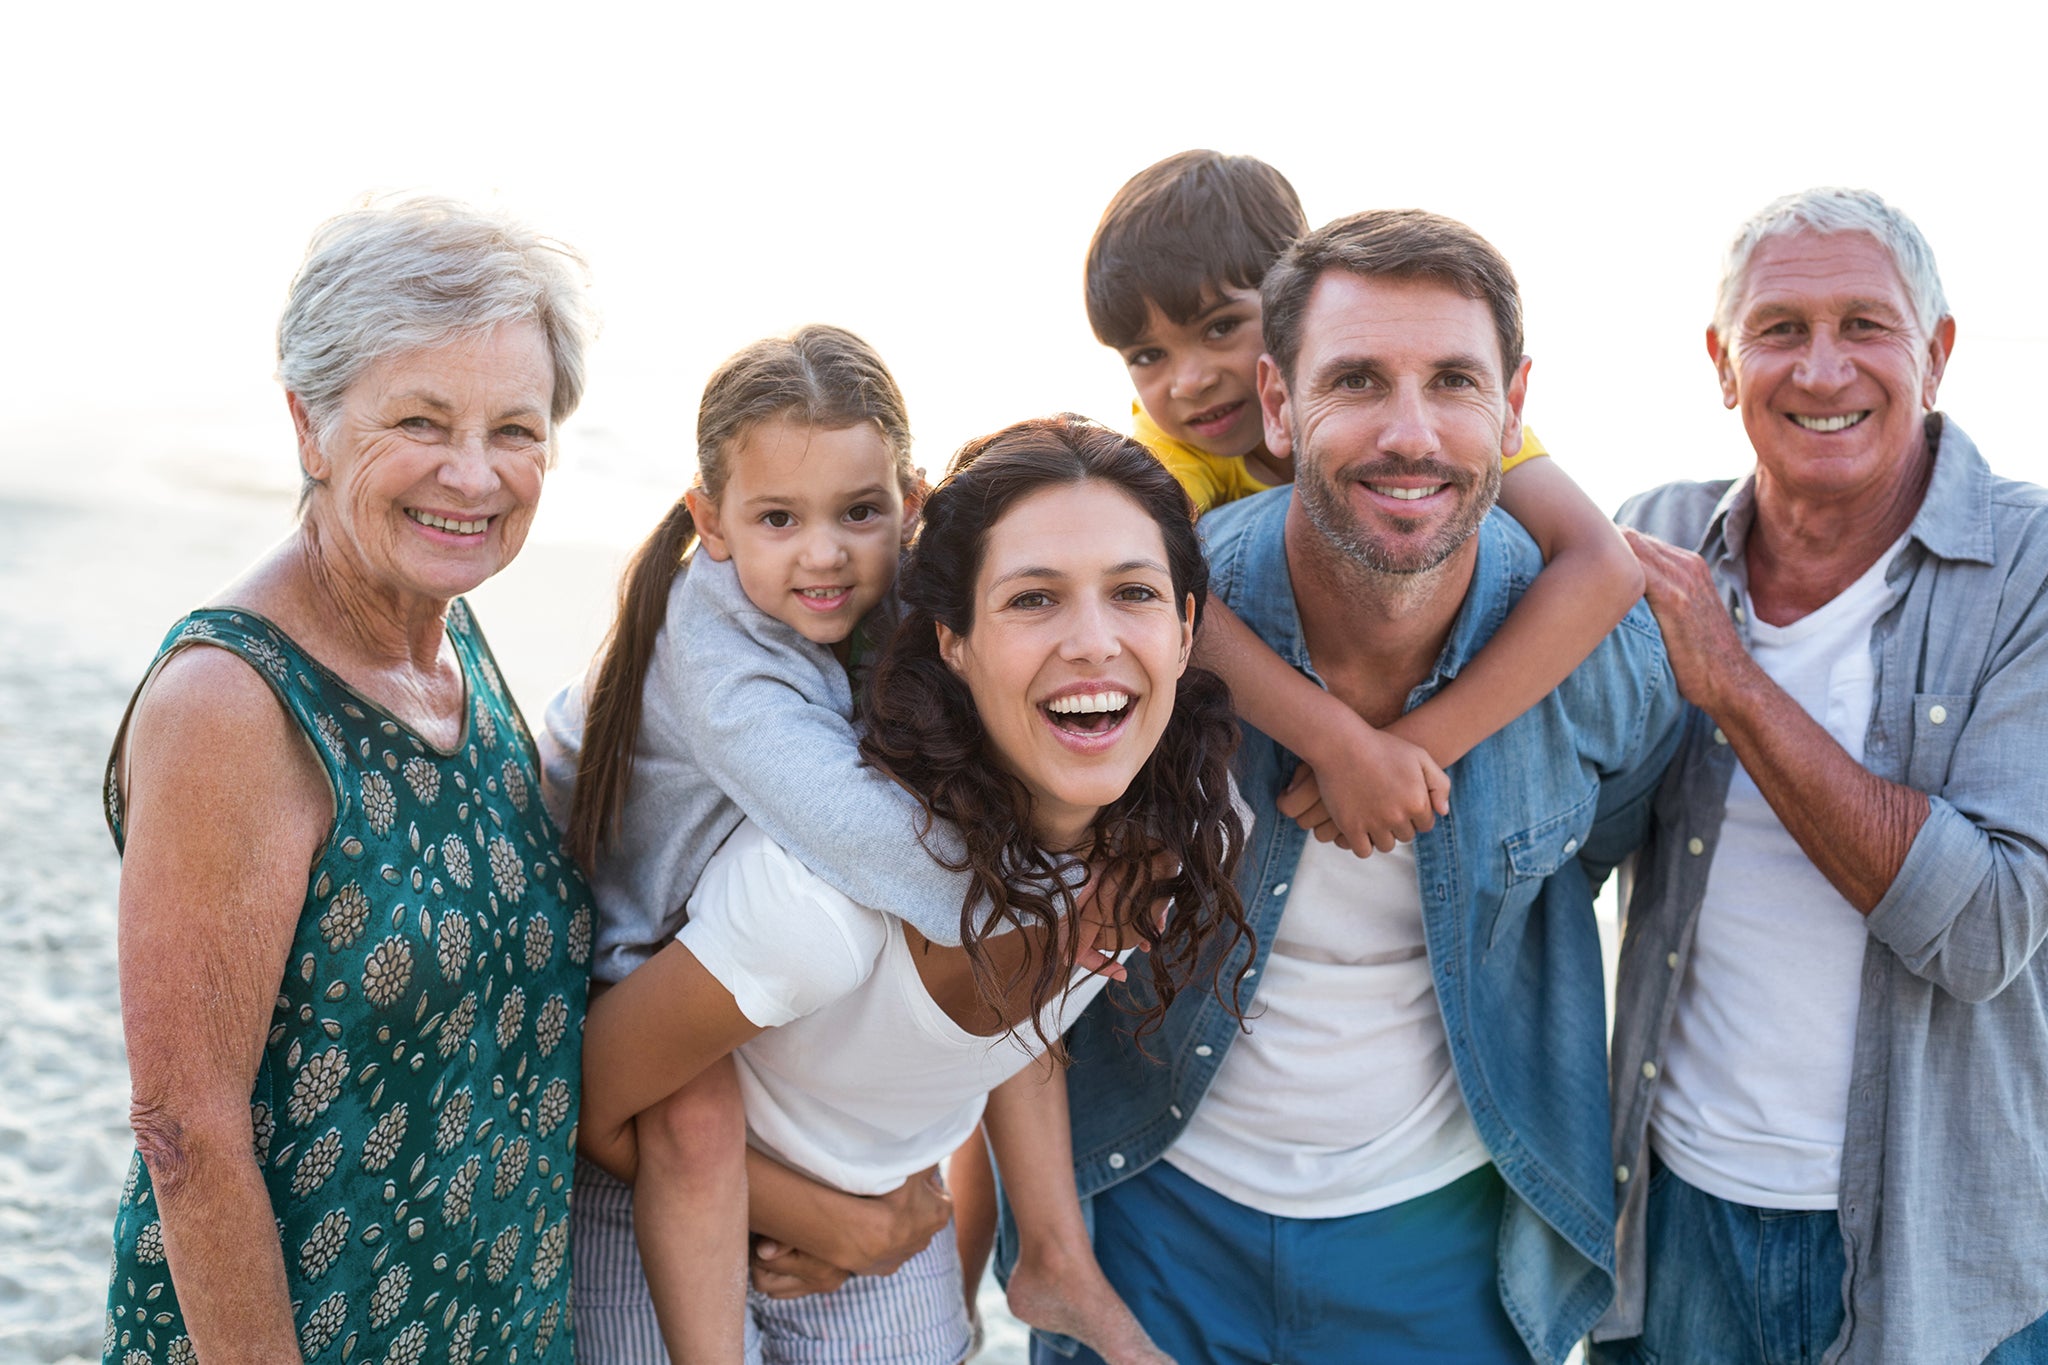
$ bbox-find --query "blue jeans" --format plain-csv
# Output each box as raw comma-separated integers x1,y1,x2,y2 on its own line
1035,1161,1530,1365
1590,1162,2048,1365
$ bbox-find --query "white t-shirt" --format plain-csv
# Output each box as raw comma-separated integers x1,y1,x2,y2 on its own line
1650,535,1906,1209
678,820,1120,1197
1165,836,1489,1218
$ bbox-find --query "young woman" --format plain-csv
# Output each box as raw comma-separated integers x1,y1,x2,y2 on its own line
576,416,1249,1362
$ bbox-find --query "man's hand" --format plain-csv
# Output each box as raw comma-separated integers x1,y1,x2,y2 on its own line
1278,717,1450,855
750,1238,853,1298
842,1166,952,1276
1624,528,1756,714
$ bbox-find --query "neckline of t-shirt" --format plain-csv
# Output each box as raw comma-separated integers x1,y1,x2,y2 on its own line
1743,530,1911,647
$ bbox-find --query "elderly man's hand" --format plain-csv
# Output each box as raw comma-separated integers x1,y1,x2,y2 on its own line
1624,528,1758,714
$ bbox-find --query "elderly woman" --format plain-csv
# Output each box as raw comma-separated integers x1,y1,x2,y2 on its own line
100,199,596,1364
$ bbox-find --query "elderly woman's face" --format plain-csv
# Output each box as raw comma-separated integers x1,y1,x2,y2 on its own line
300,321,555,605
936,479,1194,851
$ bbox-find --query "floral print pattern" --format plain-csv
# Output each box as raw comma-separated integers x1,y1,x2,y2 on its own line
102,606,589,1362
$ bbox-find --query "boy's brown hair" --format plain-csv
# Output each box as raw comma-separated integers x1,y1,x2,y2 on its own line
1084,150,1308,350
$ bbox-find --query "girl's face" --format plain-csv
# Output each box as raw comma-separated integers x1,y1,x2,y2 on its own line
937,479,1194,851
690,417,912,657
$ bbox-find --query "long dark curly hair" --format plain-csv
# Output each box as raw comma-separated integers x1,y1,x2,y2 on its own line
859,415,1248,1047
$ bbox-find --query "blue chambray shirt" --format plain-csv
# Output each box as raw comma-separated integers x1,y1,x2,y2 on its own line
1599,417,2048,1365
1042,488,1683,1364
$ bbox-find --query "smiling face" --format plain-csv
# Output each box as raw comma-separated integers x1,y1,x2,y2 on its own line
1260,270,1526,576
1712,229,1953,507
936,479,1194,851
1121,285,1269,462
296,320,556,606
689,416,910,656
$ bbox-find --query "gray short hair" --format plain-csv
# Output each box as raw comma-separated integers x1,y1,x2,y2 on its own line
1713,187,1948,346
277,196,595,449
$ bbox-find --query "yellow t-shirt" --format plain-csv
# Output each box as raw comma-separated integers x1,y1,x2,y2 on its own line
1129,400,1549,515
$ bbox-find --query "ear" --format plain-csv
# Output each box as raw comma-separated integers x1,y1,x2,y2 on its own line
287,392,329,483
1706,325,1738,410
683,487,730,562
935,619,966,674
900,472,929,548
1499,355,1532,463
1922,316,1957,409
1177,593,1196,675
1256,354,1293,460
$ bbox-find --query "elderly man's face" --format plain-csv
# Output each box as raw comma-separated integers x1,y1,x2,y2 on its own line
1259,270,1527,574
1712,230,1954,504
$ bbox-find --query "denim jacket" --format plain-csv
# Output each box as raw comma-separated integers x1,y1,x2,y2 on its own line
1599,418,2048,1365
1039,489,1683,1364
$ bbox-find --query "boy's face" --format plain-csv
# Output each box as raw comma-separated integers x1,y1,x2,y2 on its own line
1119,286,1268,461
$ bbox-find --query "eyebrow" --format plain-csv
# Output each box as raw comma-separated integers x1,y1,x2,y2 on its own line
392,390,549,424
989,557,1171,588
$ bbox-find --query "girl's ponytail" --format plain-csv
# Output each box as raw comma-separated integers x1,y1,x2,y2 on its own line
566,499,698,872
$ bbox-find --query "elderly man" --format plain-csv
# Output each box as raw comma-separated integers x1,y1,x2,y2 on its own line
1030,210,1682,1365
1596,189,2048,1364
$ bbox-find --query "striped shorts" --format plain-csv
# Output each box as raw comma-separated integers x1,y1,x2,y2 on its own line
572,1157,974,1365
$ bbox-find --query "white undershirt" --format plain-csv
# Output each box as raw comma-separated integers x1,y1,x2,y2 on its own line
678,820,1119,1196
1166,836,1488,1218
1650,534,1906,1210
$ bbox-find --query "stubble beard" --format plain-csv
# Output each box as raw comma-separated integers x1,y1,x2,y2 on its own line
1294,434,1503,579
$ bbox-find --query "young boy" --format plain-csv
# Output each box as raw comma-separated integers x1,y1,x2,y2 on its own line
1086,148,1644,847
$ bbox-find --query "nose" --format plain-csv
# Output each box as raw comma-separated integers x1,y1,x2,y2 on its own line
1060,593,1123,664
1168,351,1218,402
1377,379,1441,460
796,524,849,572
439,430,501,500
1793,325,1856,392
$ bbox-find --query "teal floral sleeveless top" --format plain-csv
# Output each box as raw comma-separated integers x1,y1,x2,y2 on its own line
102,602,592,1364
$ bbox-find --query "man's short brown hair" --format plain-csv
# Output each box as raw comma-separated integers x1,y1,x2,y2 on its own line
1085,150,1308,350
1261,209,1524,385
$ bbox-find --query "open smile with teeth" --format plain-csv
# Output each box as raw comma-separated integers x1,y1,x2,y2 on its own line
407,509,490,534
1366,483,1446,501
1042,689,1135,735
1789,411,1870,433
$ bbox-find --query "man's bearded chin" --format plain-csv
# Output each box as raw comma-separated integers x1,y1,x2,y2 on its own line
1296,439,1503,576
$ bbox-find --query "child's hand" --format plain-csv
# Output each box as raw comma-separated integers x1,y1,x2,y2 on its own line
1071,848,1180,979
1279,722,1451,855
750,1238,852,1298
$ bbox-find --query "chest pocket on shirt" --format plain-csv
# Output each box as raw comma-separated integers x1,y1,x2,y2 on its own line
1904,692,1973,793
1491,783,1599,950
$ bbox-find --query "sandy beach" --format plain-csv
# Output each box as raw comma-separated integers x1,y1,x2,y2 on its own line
0,449,1034,1362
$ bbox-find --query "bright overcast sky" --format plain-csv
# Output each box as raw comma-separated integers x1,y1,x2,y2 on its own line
6,0,2044,540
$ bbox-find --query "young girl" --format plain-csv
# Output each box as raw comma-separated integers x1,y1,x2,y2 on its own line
574,415,1248,1364
541,334,1190,1362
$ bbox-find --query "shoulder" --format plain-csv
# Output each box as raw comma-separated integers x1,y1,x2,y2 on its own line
1199,486,1289,566
1616,479,1738,545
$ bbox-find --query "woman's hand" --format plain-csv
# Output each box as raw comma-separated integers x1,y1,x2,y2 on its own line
747,1153,953,1279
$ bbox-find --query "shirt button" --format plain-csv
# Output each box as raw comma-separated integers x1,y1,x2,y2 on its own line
1107,1153,1126,1170
1929,705,1948,725
1563,837,1580,855
1642,1061,1659,1080
1194,1045,1213,1058
1687,837,1705,856
1713,728,1728,745
1666,951,1680,969
1616,1165,1631,1183
1733,604,1746,623
1169,1105,1183,1120
1242,967,1258,980
1272,883,1289,896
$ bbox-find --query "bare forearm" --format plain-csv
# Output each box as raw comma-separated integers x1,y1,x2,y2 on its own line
1395,534,1643,766
1704,654,1928,913
746,1152,946,1276
146,1128,301,1362
1193,600,1351,760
